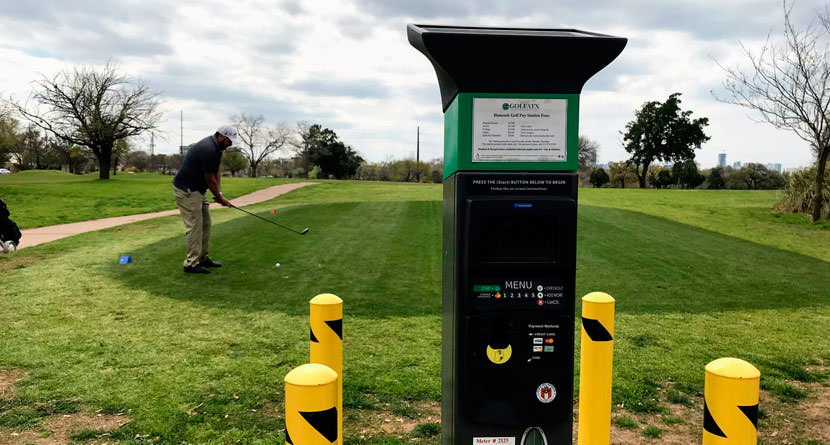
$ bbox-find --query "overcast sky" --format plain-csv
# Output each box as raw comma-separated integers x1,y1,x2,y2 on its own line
0,0,825,168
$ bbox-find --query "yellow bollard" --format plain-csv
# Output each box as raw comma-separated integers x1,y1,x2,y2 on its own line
702,358,760,445
284,363,339,445
310,293,343,445
577,292,616,445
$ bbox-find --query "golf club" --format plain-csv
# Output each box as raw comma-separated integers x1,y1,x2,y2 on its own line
229,204,309,235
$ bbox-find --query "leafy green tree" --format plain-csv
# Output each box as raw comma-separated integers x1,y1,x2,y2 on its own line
707,167,726,189
11,124,48,170
297,124,363,179
356,163,379,180
672,160,705,189
221,150,249,177
47,138,88,174
622,92,710,188
589,167,610,188
389,159,429,182
733,163,785,190
608,161,638,188
647,165,673,189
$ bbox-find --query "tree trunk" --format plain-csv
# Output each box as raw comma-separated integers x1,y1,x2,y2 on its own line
637,162,650,188
250,162,258,178
812,148,829,221
97,148,112,180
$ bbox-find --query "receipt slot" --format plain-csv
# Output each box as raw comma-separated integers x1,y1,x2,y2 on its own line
408,25,625,444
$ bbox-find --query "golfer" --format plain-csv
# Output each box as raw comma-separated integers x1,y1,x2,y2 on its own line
173,126,237,274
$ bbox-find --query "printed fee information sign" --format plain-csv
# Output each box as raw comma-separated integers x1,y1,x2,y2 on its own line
472,98,567,163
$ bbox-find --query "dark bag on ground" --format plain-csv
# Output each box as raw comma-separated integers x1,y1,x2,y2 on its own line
0,197,22,246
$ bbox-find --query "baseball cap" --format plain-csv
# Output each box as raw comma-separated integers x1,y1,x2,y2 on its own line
216,125,240,147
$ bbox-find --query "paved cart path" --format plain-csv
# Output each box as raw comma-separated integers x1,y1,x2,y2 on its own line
16,182,315,250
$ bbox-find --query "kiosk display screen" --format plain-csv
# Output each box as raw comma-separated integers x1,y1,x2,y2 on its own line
480,215,556,261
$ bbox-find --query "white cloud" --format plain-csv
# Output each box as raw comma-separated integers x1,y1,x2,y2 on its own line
0,0,823,167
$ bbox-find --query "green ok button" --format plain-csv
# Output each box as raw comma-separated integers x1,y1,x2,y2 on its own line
473,285,501,292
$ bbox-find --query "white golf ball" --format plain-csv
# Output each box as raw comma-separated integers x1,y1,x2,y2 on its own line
275,263,281,267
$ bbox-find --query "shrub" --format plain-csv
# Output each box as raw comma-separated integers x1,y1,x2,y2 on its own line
590,167,610,188
775,166,830,220
308,165,322,179
613,416,638,429
412,422,440,437
643,426,663,438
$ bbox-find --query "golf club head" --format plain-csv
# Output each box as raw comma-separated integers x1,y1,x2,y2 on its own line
300,228,309,235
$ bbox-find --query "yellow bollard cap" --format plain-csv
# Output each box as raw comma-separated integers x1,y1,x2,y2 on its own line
705,358,760,380
285,363,338,386
582,292,615,304
310,293,343,305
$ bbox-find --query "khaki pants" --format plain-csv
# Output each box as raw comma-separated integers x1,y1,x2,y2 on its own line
174,186,211,267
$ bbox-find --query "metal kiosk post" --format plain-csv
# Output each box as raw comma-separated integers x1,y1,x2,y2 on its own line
408,25,625,445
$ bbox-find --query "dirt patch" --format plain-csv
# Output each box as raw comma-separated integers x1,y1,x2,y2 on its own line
599,375,830,445
344,379,829,444
759,379,830,444
0,255,42,276
1,370,129,444
0,412,129,445
572,395,703,445
802,383,830,442
347,400,440,440
0,370,27,400
261,398,283,419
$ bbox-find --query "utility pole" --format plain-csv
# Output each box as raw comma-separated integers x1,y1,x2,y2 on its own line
150,133,154,157
416,126,420,182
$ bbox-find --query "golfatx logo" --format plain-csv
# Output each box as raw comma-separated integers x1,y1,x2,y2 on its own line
502,103,541,111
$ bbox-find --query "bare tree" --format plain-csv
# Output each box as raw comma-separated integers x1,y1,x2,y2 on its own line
232,113,291,177
718,1,830,221
0,115,19,166
4,63,161,179
290,121,314,175
578,136,600,169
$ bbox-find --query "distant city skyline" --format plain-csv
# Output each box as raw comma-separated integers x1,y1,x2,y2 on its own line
716,152,783,173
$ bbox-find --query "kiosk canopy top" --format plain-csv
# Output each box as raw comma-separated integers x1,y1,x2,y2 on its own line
408,25,610,38
407,24,627,111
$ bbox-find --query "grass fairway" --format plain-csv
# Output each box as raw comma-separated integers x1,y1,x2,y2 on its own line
0,170,298,228
0,184,828,444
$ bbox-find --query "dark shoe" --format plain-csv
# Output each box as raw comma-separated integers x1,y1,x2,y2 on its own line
199,257,222,268
184,265,211,274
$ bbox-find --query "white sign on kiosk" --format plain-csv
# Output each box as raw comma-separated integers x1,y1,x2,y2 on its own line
472,98,567,163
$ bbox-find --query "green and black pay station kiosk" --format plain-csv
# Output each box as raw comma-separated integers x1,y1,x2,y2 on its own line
408,26,626,444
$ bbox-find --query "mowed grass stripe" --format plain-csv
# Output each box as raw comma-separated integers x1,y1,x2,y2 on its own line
581,188,830,262
577,205,828,313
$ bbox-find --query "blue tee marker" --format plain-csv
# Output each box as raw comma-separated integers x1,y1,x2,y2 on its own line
119,255,132,264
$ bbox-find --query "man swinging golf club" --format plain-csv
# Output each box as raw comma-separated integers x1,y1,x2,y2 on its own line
173,125,237,274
